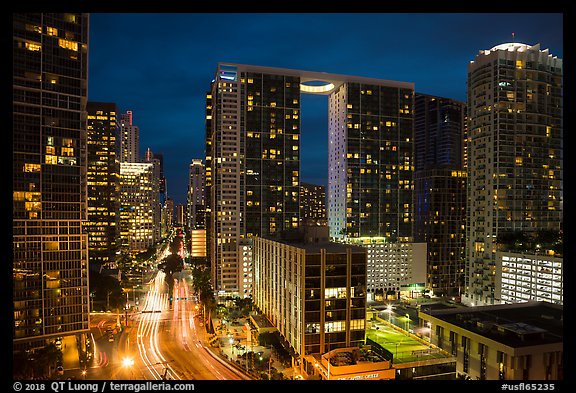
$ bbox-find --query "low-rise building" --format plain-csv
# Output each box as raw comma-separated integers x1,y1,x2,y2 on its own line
419,301,563,380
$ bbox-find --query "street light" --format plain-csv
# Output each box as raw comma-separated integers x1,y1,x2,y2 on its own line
122,357,135,378
386,304,393,323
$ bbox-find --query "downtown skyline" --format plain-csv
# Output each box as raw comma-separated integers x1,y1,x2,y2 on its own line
87,12,564,206
12,11,566,383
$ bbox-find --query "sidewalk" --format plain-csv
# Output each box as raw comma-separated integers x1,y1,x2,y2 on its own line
205,316,296,380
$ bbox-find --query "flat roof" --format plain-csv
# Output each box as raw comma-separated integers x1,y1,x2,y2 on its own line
216,62,414,95
424,301,563,348
261,237,367,254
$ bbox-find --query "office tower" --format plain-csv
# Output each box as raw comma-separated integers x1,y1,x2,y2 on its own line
188,159,206,229
188,159,207,261
146,148,167,205
119,110,139,163
143,147,163,239
464,43,562,306
206,63,413,296
175,204,186,227
163,196,174,231
413,94,467,297
300,182,327,226
86,102,121,269
253,226,367,357
119,162,156,252
13,13,90,355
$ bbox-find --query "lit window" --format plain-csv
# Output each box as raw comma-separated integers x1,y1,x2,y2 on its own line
25,42,41,51
58,38,78,51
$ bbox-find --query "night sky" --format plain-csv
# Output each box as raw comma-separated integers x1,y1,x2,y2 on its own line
87,13,563,206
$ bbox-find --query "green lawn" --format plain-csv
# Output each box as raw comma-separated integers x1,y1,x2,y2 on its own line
366,322,447,364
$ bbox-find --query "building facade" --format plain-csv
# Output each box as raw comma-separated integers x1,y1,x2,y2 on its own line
187,159,206,230
464,43,563,306
206,63,413,297
119,110,139,163
119,162,157,253
300,182,327,226
413,94,467,297
86,101,121,269
328,80,414,240
496,251,562,305
13,13,91,353
252,230,367,359
420,302,563,380
343,238,426,300
143,148,163,240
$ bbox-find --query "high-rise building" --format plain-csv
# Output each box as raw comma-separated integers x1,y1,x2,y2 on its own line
300,182,327,226
187,159,207,262
119,162,157,253
464,43,562,306
86,102,121,269
143,147,163,239
187,159,206,229
413,94,467,297
119,110,139,163
328,79,414,240
206,63,413,297
13,13,90,354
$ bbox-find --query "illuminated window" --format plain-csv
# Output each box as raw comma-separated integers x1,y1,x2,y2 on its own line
58,38,78,51
25,42,41,51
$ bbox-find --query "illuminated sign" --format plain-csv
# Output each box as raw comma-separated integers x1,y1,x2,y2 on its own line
218,65,238,81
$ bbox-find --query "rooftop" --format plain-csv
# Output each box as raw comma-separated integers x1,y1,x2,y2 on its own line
424,301,563,348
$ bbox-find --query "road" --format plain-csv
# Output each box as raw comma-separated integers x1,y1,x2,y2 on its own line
83,270,247,380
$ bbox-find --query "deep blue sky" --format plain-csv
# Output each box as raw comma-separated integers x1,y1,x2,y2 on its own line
87,13,563,206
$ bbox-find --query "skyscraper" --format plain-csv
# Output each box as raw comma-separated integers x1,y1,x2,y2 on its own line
119,110,139,163
328,79,414,241
206,63,414,297
187,158,206,230
143,147,163,240
13,13,90,353
413,94,467,297
86,101,122,269
300,182,327,226
463,43,563,306
119,162,157,253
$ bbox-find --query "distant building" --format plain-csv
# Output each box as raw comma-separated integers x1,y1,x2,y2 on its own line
420,301,563,380
464,43,563,306
143,147,163,239
175,204,186,227
119,110,139,163
86,101,122,269
119,162,157,252
300,182,327,226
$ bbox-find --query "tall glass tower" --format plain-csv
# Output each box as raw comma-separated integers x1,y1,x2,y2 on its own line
13,13,90,353
206,63,413,297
